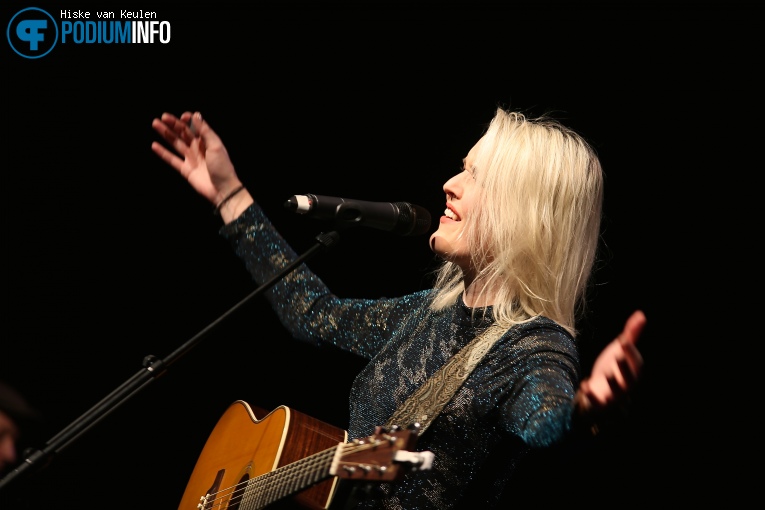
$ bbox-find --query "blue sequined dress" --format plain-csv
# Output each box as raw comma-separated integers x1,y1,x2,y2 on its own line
220,203,582,509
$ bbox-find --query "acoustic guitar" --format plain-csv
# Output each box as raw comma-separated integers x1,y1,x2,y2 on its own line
178,400,434,510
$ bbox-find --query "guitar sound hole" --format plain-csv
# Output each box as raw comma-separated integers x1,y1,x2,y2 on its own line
228,474,249,510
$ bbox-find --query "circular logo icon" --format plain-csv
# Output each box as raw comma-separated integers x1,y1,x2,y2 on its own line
7,7,58,59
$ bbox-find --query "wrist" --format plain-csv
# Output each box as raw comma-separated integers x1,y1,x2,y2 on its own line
573,389,600,436
213,184,245,215
215,186,253,223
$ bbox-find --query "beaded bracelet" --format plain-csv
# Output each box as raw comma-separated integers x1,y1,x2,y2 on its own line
213,185,245,216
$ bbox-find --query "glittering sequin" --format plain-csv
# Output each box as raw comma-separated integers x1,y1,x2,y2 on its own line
221,203,581,510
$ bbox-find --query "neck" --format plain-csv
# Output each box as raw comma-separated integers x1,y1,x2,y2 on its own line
462,279,498,308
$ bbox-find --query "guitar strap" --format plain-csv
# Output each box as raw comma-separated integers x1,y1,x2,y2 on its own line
384,322,507,435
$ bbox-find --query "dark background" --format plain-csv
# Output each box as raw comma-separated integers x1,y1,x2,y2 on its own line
1,3,755,508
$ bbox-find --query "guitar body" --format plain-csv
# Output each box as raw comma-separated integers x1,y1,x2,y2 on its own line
178,401,347,510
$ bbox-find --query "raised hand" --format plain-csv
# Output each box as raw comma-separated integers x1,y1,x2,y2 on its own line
151,111,239,204
577,310,646,412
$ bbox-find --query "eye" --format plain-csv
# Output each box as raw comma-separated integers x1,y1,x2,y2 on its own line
460,159,477,180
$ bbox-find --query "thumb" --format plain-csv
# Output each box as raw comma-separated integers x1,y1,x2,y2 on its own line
620,310,647,348
189,111,227,156
189,111,206,138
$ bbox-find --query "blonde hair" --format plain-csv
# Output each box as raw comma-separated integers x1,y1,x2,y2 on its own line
430,108,604,337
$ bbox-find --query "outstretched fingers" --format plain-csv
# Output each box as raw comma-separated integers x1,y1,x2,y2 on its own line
151,120,188,172
617,310,646,383
150,139,185,173
619,310,646,347
618,341,643,385
151,112,203,175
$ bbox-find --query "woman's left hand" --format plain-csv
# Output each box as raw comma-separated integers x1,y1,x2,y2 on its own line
577,309,646,412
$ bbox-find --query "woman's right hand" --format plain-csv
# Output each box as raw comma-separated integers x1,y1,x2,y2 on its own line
151,111,253,221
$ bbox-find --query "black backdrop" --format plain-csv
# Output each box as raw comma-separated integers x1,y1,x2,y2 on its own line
1,3,755,509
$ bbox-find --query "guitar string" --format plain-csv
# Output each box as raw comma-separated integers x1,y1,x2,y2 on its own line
201,444,342,509
242,448,338,510
200,439,391,510
242,440,388,510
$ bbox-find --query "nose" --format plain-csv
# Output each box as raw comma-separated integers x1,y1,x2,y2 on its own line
443,173,463,200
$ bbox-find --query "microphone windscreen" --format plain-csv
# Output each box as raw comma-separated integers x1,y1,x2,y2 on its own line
395,202,431,236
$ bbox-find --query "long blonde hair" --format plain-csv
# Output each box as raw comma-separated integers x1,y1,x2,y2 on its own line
430,108,604,337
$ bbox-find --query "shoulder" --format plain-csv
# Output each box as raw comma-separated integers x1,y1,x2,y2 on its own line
507,316,572,340
390,289,439,311
497,316,578,357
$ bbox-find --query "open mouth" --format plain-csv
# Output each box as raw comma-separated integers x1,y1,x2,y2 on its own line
444,207,461,221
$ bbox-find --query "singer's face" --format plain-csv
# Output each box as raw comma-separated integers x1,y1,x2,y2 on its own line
429,139,482,270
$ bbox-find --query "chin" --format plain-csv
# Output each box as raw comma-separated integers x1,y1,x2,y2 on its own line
429,233,451,259
429,233,438,253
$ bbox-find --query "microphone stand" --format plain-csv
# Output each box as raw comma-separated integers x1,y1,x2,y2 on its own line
0,230,342,494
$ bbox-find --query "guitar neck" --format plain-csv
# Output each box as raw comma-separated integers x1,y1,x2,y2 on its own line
239,445,338,509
